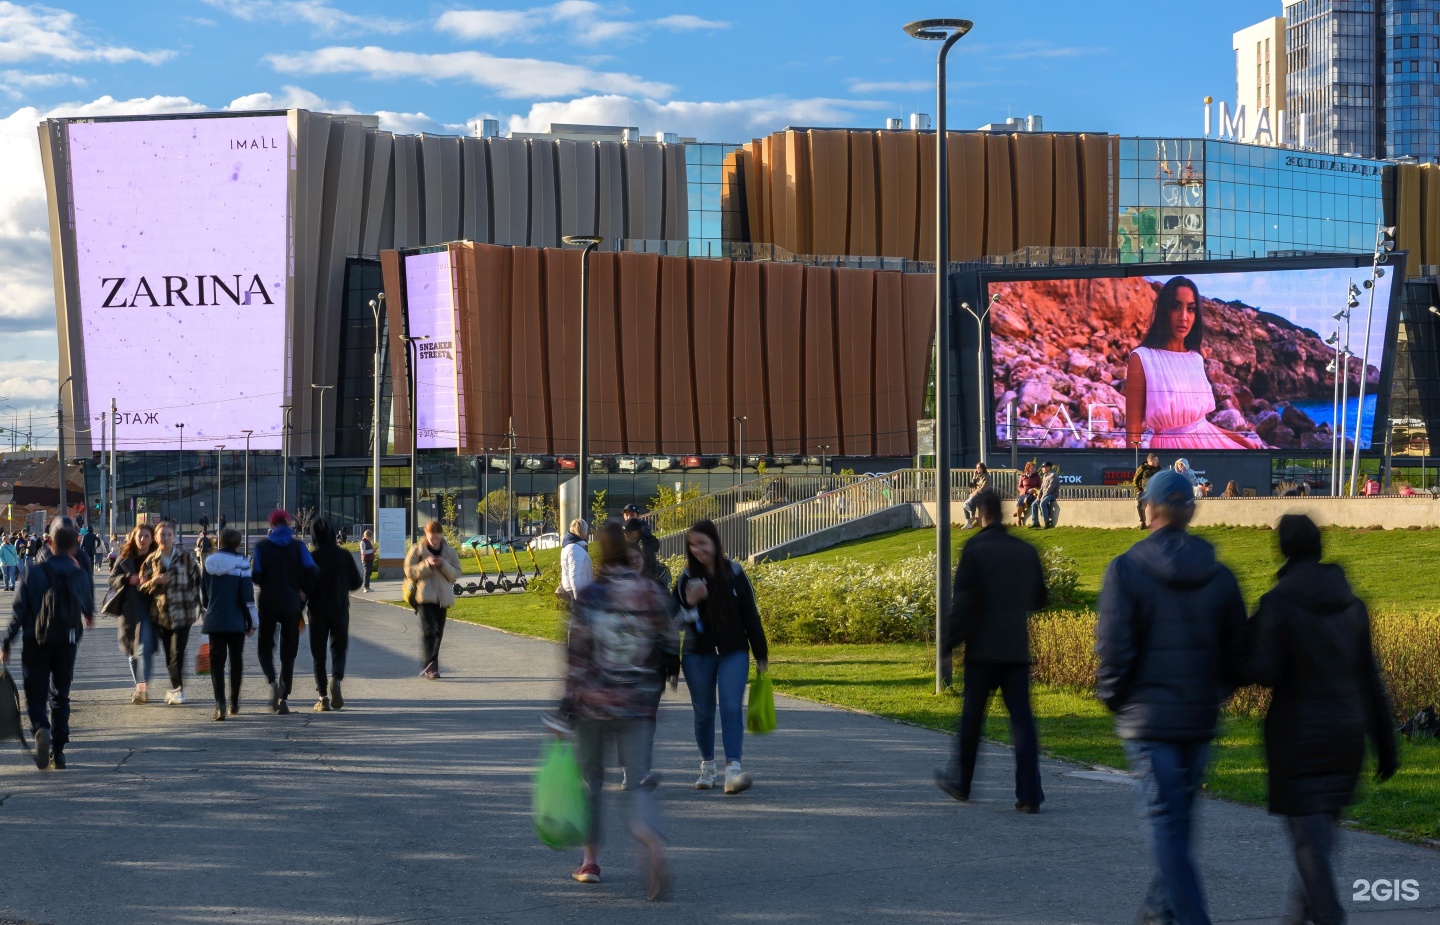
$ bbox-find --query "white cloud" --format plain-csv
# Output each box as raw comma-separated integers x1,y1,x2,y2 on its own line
225,84,349,112
506,94,891,143
374,111,470,135
266,46,674,98
847,79,932,94
200,0,411,35
434,3,727,46
0,2,173,65
435,9,536,41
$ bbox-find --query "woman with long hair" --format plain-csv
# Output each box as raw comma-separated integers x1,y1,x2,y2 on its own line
139,520,203,705
307,517,362,711
675,519,769,794
553,521,677,896
1125,276,1264,450
110,523,157,704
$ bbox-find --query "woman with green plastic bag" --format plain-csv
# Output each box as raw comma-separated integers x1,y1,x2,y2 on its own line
546,521,679,900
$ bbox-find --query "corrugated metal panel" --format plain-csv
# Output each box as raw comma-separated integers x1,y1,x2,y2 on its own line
391,134,424,249
596,142,626,245
619,253,661,452
759,261,800,454
691,259,732,453
460,137,491,244
489,137,529,246
529,139,559,247
984,133,1015,255
847,132,878,257
949,133,987,261
663,143,687,241
803,267,841,448
657,255,697,450
421,134,462,244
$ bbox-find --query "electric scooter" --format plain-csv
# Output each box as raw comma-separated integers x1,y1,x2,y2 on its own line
488,544,516,591
506,541,530,590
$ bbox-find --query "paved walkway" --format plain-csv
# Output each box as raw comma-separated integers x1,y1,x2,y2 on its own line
0,577,1435,924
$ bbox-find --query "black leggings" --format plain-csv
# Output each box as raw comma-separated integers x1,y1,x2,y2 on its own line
154,624,191,691
208,632,245,708
309,611,350,695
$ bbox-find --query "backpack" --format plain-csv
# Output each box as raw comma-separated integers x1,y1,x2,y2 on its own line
34,560,84,645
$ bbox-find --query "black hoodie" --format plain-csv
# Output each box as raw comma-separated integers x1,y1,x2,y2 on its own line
1248,560,1398,816
1096,526,1248,741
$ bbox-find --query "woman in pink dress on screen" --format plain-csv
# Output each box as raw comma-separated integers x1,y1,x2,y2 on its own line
1125,276,1265,450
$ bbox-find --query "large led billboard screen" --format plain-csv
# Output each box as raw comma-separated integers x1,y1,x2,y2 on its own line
989,264,1396,451
403,249,460,450
68,115,289,450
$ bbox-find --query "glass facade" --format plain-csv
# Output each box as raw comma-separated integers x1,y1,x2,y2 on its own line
1117,137,1385,262
685,142,744,257
1286,0,1382,158
1384,0,1440,160
335,259,392,458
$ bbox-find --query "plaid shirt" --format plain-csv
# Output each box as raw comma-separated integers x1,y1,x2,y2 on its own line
139,548,203,629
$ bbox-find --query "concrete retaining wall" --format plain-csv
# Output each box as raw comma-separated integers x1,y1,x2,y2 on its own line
752,504,920,562
923,498,1440,530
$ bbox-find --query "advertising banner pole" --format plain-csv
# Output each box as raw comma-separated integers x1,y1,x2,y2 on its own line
109,398,117,539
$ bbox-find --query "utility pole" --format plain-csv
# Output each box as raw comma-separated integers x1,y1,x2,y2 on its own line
369,294,385,548
506,418,516,538
57,375,73,517
241,429,253,553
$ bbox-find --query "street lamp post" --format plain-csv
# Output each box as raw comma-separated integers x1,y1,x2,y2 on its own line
906,16,973,694
505,418,516,537
279,403,292,512
734,415,747,487
1348,224,1396,496
175,422,185,543
57,375,74,517
961,294,1001,466
241,430,253,553
312,383,335,521
368,294,385,549
1326,331,1343,495
400,334,428,543
562,235,603,523
214,445,225,531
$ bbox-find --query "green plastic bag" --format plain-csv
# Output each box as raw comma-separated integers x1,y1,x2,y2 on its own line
532,739,589,849
747,673,777,734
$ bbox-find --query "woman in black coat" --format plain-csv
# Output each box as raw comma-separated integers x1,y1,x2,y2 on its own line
307,518,362,713
1248,514,1398,925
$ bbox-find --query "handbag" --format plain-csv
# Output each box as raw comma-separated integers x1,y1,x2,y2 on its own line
0,664,30,753
100,583,127,618
403,578,419,609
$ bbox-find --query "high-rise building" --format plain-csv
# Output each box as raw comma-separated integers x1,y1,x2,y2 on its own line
1281,0,1440,161
1234,16,1288,130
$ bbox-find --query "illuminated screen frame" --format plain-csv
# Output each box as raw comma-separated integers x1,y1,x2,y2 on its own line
400,247,462,451
969,253,1405,455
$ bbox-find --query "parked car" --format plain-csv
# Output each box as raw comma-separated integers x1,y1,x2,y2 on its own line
461,535,497,550
530,532,561,550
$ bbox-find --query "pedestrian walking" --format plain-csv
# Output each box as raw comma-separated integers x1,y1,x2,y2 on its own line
79,521,99,570
252,510,318,714
403,520,461,679
1038,461,1060,528
358,529,376,592
550,521,676,897
195,526,214,567
1247,514,1398,925
1096,468,1249,925
1,521,92,770
558,518,593,604
307,518,361,711
674,519,769,794
623,518,671,589
936,489,1049,810
109,523,158,704
0,535,19,591
139,520,203,706
1133,453,1161,528
38,517,92,574
200,528,255,721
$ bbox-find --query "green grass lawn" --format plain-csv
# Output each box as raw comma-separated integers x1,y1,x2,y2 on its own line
444,525,1440,842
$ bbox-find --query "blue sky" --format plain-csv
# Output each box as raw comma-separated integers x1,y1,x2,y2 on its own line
0,0,1282,433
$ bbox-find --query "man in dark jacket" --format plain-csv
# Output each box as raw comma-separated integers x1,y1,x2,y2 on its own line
2,523,93,770
1096,468,1248,925
1248,514,1398,925
1133,453,1161,528
306,518,362,713
252,510,318,715
935,489,1049,811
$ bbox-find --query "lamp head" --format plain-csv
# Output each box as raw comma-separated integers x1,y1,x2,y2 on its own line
562,235,604,248
1430,305,1440,317
904,18,974,40
1332,309,1348,321
1325,332,1339,346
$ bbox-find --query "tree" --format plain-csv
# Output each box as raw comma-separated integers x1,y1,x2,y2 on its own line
590,488,608,528
476,488,514,534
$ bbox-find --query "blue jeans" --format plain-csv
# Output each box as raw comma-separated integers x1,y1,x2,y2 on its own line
1123,739,1214,925
682,650,750,764
1040,497,1059,527
2,564,16,588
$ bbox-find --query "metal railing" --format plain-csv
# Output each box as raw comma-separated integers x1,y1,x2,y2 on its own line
1056,486,1134,499
748,471,929,560
645,473,871,552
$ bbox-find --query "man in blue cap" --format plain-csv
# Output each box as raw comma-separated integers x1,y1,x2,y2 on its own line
1095,468,1248,925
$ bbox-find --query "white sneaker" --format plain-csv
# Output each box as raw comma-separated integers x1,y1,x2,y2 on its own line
694,760,716,790
723,761,752,795
165,687,186,706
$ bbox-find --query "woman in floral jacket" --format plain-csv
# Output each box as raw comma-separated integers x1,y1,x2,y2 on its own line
554,521,678,899
139,520,203,706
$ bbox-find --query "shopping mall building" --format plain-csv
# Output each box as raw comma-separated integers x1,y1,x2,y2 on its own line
38,111,1440,536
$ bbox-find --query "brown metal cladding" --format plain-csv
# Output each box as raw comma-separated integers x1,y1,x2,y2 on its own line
949,133,987,261
917,133,936,263
619,252,661,452
731,259,766,449
691,259,733,454
1397,164,1426,270
1051,135,1082,247
544,248,579,454
767,134,788,255
984,133,1016,254
385,244,934,460
657,255,697,451
509,247,549,452
1422,165,1440,270
1079,134,1113,248
878,131,920,259
872,271,910,456
847,132,879,257
759,261,803,454
836,269,876,457
587,250,626,455
803,267,841,452
809,131,849,256
1012,133,1054,249
783,130,813,255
